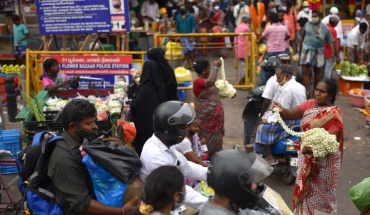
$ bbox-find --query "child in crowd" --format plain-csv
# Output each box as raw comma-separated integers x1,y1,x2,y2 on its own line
172,117,209,187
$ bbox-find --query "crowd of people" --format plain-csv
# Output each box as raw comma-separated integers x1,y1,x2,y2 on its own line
34,0,370,214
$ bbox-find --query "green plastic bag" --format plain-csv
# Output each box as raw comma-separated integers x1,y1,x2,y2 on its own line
350,177,370,212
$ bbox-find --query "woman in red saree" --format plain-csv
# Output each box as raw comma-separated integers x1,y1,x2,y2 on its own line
193,59,224,157
274,79,343,215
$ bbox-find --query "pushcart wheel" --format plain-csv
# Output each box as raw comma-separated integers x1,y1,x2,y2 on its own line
5,203,23,215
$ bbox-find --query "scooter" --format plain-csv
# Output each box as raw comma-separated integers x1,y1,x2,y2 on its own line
242,54,300,185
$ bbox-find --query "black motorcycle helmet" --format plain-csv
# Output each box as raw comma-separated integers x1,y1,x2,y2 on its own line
153,101,195,145
260,56,281,74
207,150,272,210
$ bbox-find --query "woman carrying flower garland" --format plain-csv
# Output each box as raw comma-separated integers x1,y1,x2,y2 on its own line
193,59,224,157
274,79,343,215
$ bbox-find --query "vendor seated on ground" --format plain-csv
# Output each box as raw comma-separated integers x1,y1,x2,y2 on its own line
42,58,69,96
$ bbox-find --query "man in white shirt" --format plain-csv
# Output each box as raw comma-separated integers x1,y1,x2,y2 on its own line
140,0,160,23
233,1,250,26
254,65,306,165
347,22,368,64
297,1,311,21
140,101,208,214
321,7,343,46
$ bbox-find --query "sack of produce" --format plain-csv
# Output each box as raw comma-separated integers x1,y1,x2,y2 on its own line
349,177,370,212
174,66,192,83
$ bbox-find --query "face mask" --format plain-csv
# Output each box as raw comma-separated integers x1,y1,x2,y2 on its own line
166,127,187,146
214,6,220,10
173,192,186,210
270,8,277,13
303,7,309,13
278,76,287,86
281,6,287,12
355,17,362,22
113,4,121,9
312,17,319,24
76,126,101,141
180,9,187,15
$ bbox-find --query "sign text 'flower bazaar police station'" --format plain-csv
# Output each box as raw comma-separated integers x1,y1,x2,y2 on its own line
36,0,131,34
41,55,133,90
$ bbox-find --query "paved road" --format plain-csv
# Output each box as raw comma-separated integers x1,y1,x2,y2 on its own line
2,54,370,214
184,55,370,214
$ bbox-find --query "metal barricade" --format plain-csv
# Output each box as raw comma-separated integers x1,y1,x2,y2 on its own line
154,32,258,90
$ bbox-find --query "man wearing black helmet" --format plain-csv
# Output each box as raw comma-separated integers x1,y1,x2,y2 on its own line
200,150,272,215
139,101,208,214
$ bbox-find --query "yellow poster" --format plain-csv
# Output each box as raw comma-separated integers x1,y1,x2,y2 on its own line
262,186,294,215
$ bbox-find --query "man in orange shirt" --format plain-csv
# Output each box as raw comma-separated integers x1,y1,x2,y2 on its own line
282,0,299,52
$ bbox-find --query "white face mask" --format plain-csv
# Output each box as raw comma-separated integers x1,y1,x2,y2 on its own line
214,6,219,10
355,17,362,22
312,17,319,23
303,7,309,13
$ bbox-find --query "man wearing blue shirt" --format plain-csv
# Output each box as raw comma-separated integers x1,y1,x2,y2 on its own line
176,5,195,70
11,14,29,65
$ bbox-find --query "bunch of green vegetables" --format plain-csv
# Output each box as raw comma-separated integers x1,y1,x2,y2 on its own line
341,61,350,76
358,65,368,76
24,91,46,121
341,61,368,77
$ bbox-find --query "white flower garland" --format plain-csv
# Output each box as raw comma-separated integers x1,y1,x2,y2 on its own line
215,57,236,98
273,108,339,158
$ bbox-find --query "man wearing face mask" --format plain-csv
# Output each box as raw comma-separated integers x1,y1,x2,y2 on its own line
347,22,368,64
254,65,306,165
321,7,343,51
324,15,340,79
176,5,196,70
200,150,273,215
299,10,334,97
297,1,311,21
233,0,250,26
354,9,369,52
48,99,139,215
140,101,208,215
111,0,123,13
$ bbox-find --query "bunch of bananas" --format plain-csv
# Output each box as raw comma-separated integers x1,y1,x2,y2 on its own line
0,64,25,74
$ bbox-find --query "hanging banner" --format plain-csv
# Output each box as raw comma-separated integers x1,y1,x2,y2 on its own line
41,55,132,90
36,0,130,35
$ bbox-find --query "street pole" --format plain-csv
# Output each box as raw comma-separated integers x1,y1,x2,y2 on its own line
0,95,5,129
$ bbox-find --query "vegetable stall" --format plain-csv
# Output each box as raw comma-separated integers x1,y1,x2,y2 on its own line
337,61,369,97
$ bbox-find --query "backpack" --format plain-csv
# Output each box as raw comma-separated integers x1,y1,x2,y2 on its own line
17,131,74,215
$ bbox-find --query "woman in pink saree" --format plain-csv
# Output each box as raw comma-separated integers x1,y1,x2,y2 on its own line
274,79,343,215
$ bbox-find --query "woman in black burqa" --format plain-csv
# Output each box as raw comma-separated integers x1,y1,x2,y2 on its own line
130,60,167,155
146,48,178,101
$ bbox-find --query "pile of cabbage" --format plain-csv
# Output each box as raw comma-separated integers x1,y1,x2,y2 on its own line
114,81,127,95
341,61,368,77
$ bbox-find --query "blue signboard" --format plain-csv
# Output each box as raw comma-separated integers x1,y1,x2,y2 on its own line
36,0,130,35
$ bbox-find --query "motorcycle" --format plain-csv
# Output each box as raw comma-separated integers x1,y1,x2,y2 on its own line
242,54,300,185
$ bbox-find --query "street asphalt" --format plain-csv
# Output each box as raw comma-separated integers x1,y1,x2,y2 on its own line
1,52,369,214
